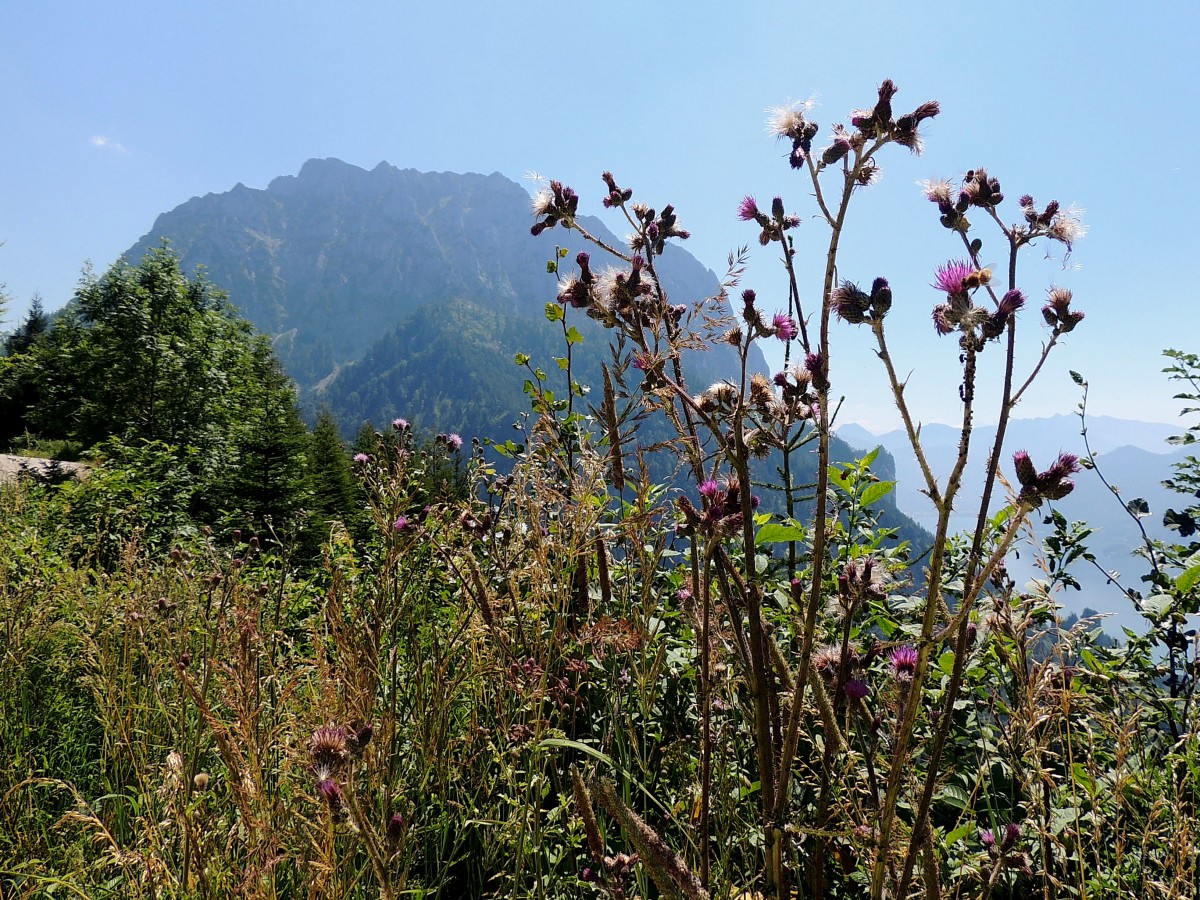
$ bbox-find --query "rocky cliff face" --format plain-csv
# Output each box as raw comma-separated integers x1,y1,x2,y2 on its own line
127,159,744,398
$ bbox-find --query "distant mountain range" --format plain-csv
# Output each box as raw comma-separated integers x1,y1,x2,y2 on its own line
839,415,1190,632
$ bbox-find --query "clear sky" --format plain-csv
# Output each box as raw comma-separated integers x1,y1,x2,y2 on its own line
2,0,1197,431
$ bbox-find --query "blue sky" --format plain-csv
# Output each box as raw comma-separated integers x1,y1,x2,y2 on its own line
2,0,1197,431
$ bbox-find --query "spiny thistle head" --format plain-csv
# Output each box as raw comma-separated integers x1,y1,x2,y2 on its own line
310,725,349,774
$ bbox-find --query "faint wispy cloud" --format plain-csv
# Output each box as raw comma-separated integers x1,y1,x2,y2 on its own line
90,135,128,154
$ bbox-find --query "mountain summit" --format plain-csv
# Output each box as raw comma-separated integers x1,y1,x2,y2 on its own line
126,159,759,439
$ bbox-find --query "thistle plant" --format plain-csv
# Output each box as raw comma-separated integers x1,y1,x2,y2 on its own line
528,78,1098,899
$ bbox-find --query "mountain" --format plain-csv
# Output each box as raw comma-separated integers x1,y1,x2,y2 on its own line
839,415,1190,632
126,159,737,404
125,159,929,549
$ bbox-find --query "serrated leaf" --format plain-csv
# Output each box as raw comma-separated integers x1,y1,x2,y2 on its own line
565,326,584,345
545,303,565,322
859,480,896,507
514,352,530,366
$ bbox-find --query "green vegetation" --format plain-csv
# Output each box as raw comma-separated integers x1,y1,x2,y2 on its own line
2,82,1199,900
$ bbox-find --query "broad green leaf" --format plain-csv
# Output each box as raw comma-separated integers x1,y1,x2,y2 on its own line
936,784,971,811
944,823,973,845
565,326,584,346
756,523,807,545
545,303,565,322
514,352,529,366
1176,565,1200,594
859,480,896,507
859,445,881,467
554,356,569,370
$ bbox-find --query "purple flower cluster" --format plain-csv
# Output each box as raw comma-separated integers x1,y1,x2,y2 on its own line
1013,450,1081,506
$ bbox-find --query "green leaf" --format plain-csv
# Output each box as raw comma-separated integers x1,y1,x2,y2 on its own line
565,326,584,346
558,246,569,259
546,260,558,273
554,356,569,370
1140,594,1173,619
514,352,530,366
859,480,896,507
756,523,807,545
936,784,971,811
545,303,565,322
1176,565,1200,595
944,823,974,845
1126,498,1150,518
1070,370,1086,386
859,446,881,467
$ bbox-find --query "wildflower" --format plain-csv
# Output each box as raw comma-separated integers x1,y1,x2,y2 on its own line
393,516,409,532
981,289,1025,341
889,645,919,681
961,168,1003,208
737,195,761,222
844,678,870,700
1041,286,1085,333
1014,450,1081,506
317,778,344,814
445,433,464,452
353,452,370,465
813,645,843,680
832,281,871,324
310,725,349,774
767,101,820,168
392,417,409,430
698,480,722,501
932,260,974,296
981,829,996,851
387,812,407,848
1047,205,1087,250
921,178,955,206
773,312,799,342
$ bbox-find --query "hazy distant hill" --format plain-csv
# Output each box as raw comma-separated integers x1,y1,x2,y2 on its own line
839,415,1189,631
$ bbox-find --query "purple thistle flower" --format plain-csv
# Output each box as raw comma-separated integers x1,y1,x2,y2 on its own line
1013,450,1039,488
446,433,463,452
353,452,370,464
392,417,409,430
889,645,919,680
933,259,974,296
317,778,344,813
1003,822,1021,850
844,678,870,700
737,195,760,221
393,516,409,532
387,812,407,846
773,312,799,342
981,828,996,850
698,480,722,501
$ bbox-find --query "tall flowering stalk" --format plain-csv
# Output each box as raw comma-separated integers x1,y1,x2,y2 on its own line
532,78,1085,900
